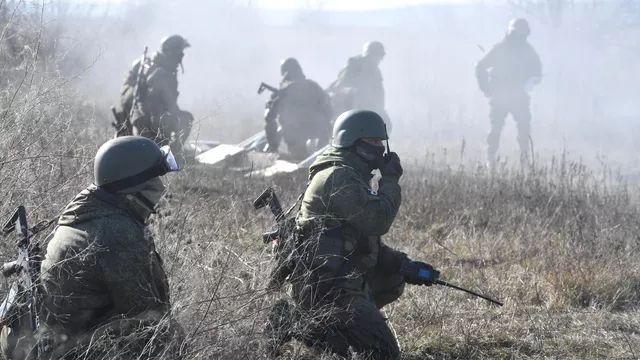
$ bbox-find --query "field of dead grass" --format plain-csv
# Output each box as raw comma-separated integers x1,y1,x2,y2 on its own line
1,2,639,358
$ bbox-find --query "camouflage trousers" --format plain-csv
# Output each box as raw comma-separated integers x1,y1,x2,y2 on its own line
132,110,194,161
487,93,531,167
273,265,405,359
265,120,330,161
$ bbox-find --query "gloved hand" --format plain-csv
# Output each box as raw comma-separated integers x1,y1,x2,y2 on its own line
381,152,403,178
399,260,440,286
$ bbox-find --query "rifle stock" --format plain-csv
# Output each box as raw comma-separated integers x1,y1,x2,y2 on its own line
257,82,279,95
0,206,54,357
254,187,302,243
126,46,149,127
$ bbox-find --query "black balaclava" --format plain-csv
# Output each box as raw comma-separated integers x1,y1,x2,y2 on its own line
353,139,385,171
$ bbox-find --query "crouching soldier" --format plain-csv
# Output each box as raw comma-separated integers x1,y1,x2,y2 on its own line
264,110,440,359
0,136,185,360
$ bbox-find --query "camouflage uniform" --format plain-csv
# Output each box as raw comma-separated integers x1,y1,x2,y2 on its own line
287,146,408,359
118,57,144,124
476,20,542,166
265,72,333,159
328,55,391,132
33,185,182,360
129,51,194,158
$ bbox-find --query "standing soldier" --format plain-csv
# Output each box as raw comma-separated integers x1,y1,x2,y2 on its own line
327,41,392,133
264,110,440,359
475,18,543,169
34,136,184,359
264,57,333,160
122,35,194,162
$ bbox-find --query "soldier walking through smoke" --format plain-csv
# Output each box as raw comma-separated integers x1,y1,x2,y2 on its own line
117,35,194,163
475,18,542,169
263,57,333,160
327,41,393,133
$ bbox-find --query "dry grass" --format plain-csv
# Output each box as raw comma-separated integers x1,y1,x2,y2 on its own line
141,157,639,360
1,2,639,359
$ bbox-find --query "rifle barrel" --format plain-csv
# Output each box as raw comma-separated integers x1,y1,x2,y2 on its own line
436,280,503,306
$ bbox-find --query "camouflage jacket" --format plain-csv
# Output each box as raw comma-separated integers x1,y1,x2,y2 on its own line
293,146,408,297
328,55,385,114
476,39,542,95
266,73,333,131
38,185,176,359
119,56,148,115
130,52,181,121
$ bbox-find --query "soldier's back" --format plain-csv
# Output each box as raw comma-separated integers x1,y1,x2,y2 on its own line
40,189,145,333
487,41,540,90
39,188,171,359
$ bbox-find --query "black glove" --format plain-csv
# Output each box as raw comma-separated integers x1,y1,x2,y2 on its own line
381,152,403,178
399,261,440,286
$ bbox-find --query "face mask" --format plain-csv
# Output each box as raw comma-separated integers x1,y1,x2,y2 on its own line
354,140,385,170
124,177,166,223
139,177,166,210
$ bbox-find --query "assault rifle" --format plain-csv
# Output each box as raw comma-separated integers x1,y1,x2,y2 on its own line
0,206,55,358
257,83,282,152
253,187,301,244
110,106,128,138
254,188,304,290
127,46,149,128
112,46,148,138
257,82,279,95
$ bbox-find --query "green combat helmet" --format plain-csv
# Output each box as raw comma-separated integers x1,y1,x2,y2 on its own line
362,41,386,58
94,136,180,194
280,57,303,77
331,109,388,148
506,18,531,42
160,35,191,56
160,35,190,70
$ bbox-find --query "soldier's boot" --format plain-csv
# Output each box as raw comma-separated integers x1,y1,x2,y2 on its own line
264,299,295,357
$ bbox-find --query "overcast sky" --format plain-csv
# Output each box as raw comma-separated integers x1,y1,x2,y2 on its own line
251,0,474,10
82,0,479,11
